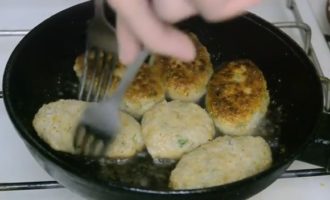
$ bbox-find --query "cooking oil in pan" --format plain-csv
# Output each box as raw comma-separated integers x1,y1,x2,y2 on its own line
55,68,284,189
80,100,284,190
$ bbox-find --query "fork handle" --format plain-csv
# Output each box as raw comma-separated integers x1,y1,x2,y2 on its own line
94,0,114,31
94,0,106,20
112,50,149,100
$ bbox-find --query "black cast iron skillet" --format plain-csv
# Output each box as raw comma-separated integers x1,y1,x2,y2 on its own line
2,1,329,200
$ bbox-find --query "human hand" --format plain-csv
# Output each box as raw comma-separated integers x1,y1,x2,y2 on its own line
107,0,261,64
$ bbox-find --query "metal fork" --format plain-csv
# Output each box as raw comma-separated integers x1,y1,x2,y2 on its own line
78,0,118,102
75,52,148,156
74,0,148,156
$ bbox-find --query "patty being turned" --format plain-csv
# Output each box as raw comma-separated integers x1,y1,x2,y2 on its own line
206,59,270,136
169,136,272,189
155,33,213,102
141,100,215,161
73,54,165,119
120,64,165,119
32,99,144,159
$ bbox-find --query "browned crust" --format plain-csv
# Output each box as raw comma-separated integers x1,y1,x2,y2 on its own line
206,59,268,124
73,54,84,78
73,54,164,100
154,33,213,98
73,53,125,95
124,64,164,101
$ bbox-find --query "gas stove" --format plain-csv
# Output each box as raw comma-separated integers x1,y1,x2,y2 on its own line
0,0,329,199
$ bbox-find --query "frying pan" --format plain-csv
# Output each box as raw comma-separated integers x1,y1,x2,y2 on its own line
2,1,330,200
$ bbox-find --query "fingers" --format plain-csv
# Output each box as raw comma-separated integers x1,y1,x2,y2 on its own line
109,0,196,63
116,16,141,65
192,0,261,21
151,0,260,23
152,0,197,23
108,0,261,64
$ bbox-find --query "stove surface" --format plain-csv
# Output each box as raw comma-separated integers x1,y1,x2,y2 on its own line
0,0,329,199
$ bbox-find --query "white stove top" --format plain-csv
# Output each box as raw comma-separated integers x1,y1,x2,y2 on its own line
0,0,329,199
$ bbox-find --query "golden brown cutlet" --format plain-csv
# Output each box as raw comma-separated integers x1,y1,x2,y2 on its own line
206,59,269,135
73,53,165,118
155,33,213,102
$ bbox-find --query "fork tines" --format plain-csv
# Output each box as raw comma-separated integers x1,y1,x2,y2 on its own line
78,48,117,102
74,123,111,157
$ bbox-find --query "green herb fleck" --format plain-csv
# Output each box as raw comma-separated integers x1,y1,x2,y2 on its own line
178,138,188,148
